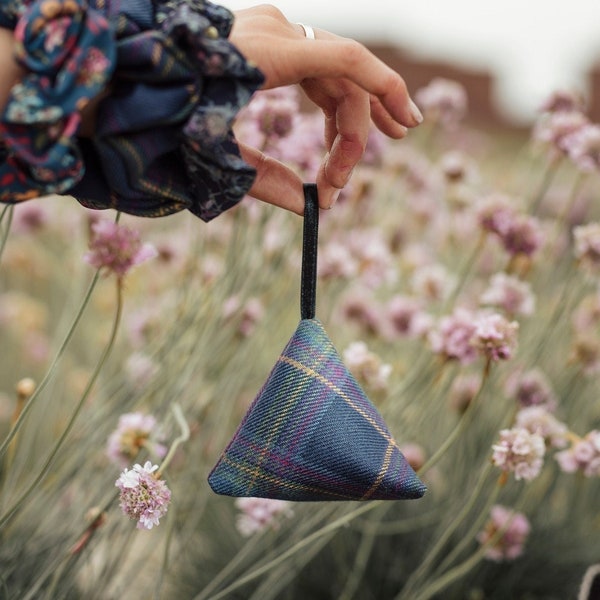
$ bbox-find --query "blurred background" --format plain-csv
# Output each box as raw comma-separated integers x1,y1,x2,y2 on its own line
223,0,600,127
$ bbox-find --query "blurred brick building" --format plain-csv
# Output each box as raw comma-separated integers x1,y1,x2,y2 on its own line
367,43,502,127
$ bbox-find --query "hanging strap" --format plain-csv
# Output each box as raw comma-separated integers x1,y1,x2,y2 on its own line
301,183,319,320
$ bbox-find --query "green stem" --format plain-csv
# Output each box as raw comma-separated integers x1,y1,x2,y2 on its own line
156,403,190,478
0,279,124,530
339,519,379,600
195,502,380,600
25,491,119,600
0,204,13,265
0,269,101,460
434,471,501,574
413,502,526,600
530,155,561,215
417,360,491,477
398,463,494,599
442,232,486,312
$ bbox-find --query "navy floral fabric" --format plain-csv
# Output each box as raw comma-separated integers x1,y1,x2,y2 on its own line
0,0,265,220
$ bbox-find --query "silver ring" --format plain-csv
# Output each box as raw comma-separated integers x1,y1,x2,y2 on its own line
297,23,316,40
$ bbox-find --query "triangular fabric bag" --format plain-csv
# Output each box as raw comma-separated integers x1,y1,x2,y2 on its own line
208,184,426,501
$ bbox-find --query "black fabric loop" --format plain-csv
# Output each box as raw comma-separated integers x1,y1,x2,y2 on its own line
301,183,319,320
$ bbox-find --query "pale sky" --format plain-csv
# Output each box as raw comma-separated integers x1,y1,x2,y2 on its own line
223,0,600,123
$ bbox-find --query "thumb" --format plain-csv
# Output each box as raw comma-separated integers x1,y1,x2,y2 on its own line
238,142,305,215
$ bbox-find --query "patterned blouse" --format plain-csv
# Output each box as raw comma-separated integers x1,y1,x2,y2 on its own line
0,0,265,221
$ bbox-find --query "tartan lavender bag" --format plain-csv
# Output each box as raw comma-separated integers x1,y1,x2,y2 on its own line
208,185,426,501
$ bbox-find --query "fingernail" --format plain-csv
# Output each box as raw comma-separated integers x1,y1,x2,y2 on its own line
332,189,341,206
327,189,341,209
409,99,424,124
343,168,354,186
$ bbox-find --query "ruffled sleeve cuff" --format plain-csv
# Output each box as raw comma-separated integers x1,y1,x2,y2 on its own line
73,0,265,221
1,0,265,221
0,0,116,202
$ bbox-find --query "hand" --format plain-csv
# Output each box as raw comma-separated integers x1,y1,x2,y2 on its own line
230,5,423,213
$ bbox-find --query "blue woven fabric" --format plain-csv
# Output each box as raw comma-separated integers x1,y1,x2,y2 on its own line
208,319,427,501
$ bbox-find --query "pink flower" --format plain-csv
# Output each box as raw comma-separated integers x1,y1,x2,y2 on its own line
235,497,293,536
319,240,358,281
532,111,589,156
399,443,426,471
564,123,600,172
498,214,544,258
243,87,299,139
384,295,432,339
428,308,479,365
363,127,389,166
477,505,531,561
449,373,481,413
572,292,600,332
439,150,479,184
515,406,569,449
340,290,383,336
471,312,519,362
12,201,50,233
237,87,325,178
347,229,396,289
538,89,586,114
480,273,535,317
476,193,518,236
107,412,166,468
555,430,600,477
125,353,159,388
115,461,171,530
84,221,158,278
410,263,456,303
222,296,265,337
414,77,468,126
573,222,600,275
504,368,557,411
570,334,600,375
492,427,545,481
343,341,392,391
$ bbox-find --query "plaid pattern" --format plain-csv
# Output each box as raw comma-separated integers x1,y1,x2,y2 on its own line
208,319,427,501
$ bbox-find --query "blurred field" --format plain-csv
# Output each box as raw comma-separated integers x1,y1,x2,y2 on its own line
0,82,599,599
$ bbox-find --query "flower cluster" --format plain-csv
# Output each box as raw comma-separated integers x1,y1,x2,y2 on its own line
84,220,158,278
480,272,535,317
555,430,600,477
477,505,531,561
492,427,545,481
471,313,519,362
476,195,543,258
414,77,467,127
429,309,518,365
222,295,265,337
234,497,293,537
573,222,600,276
106,412,166,467
343,341,392,391
515,406,568,449
115,461,171,530
504,368,557,410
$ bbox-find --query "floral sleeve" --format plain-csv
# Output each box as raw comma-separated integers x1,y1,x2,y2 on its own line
0,0,265,221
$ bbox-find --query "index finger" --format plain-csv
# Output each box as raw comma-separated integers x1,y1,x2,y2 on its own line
285,35,423,128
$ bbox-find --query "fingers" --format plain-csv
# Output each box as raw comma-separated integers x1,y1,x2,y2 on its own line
304,80,371,208
231,8,422,129
238,142,305,214
282,36,422,130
